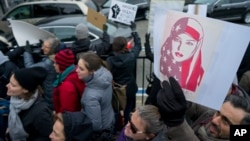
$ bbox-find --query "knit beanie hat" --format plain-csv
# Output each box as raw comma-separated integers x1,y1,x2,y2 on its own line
55,49,75,72
14,67,47,92
75,23,89,40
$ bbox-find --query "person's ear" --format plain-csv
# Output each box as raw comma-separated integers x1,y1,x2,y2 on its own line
146,134,155,140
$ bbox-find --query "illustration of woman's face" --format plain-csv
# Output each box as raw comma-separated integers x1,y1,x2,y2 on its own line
171,33,198,62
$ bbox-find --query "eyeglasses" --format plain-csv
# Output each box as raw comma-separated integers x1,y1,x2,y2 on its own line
129,113,146,134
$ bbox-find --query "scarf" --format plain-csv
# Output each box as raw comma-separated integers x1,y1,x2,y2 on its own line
53,65,75,87
8,91,39,141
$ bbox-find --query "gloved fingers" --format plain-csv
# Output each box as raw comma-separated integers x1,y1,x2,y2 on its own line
26,40,30,46
39,39,43,44
130,21,136,30
169,77,186,101
161,80,175,100
145,33,150,41
103,24,108,32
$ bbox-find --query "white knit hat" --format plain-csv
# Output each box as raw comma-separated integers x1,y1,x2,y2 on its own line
75,23,89,39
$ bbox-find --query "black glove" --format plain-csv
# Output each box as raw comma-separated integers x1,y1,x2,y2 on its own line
144,33,153,62
39,39,43,47
157,77,187,127
103,24,108,32
24,40,32,53
130,21,136,31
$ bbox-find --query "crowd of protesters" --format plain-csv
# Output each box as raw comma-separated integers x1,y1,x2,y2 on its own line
0,18,250,141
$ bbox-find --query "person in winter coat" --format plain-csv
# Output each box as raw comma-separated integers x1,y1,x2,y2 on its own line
117,105,167,141
6,67,53,141
157,77,250,141
71,23,110,60
50,111,93,141
23,37,60,110
0,51,18,99
106,21,141,125
187,94,250,141
53,49,85,113
76,52,114,133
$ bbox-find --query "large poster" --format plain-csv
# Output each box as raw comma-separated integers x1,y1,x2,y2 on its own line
153,10,250,110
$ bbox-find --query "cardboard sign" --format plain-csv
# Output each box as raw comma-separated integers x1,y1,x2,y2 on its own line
108,0,137,25
153,10,250,110
87,8,107,30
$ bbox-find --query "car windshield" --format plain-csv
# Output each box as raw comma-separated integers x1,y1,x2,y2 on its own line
194,0,217,4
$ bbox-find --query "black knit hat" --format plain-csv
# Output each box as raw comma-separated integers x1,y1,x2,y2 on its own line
14,67,47,92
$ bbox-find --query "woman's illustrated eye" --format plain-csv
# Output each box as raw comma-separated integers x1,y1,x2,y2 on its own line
186,41,194,46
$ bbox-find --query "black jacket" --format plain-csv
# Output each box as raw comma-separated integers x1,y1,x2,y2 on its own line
107,32,141,98
19,96,53,141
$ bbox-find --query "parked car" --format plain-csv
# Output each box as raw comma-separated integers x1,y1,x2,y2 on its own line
184,0,250,24
34,14,132,48
0,0,98,35
100,0,150,20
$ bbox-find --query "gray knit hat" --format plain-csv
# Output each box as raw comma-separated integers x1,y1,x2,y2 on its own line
75,23,89,39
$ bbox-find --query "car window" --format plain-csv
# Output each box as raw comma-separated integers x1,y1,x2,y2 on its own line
102,0,112,8
217,0,230,4
33,4,60,17
230,0,245,3
194,0,218,4
106,23,117,35
4,5,31,20
126,0,146,4
57,4,83,15
41,27,76,42
40,26,97,42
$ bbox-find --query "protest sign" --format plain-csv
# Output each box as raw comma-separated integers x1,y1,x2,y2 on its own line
87,8,107,30
153,10,250,110
108,0,137,25
10,20,55,47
